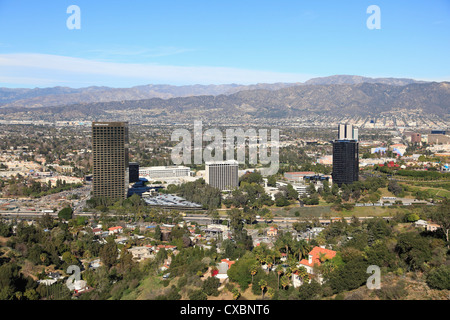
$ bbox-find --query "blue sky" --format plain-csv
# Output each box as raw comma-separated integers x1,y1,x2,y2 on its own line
0,0,449,88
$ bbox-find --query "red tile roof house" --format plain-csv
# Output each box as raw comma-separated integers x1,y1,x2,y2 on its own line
155,245,178,254
215,259,235,280
108,226,123,235
267,227,278,237
294,246,336,287
92,228,103,236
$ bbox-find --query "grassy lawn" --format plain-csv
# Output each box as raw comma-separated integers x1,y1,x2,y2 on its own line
341,206,400,217
121,271,165,300
404,185,450,199
271,205,332,218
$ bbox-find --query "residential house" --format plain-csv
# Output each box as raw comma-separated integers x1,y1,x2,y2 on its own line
92,228,103,236
426,223,441,232
66,279,88,293
215,259,235,280
414,219,441,232
155,244,177,252
159,257,172,272
114,236,129,244
47,272,62,280
37,279,57,286
89,259,101,270
128,246,154,262
267,227,278,237
295,246,337,287
415,220,428,228
108,226,123,235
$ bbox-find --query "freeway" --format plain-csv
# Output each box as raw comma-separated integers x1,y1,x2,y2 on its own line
0,210,393,226
182,214,392,226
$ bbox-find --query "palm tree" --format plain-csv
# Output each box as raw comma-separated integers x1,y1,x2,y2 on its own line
290,264,299,277
297,266,309,284
249,262,259,284
232,288,240,300
275,265,284,288
266,287,275,300
294,240,311,262
276,232,293,262
280,275,290,290
259,255,267,268
272,250,281,265
265,254,274,271
318,252,328,263
259,279,267,299
253,245,265,262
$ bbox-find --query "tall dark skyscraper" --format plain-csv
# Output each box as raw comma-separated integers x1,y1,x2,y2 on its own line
92,122,129,199
129,162,140,183
332,124,359,187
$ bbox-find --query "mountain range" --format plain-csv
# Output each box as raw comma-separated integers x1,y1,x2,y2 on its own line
0,75,427,110
0,76,448,122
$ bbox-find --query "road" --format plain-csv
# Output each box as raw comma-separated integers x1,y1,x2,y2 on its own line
0,209,392,226
182,213,392,226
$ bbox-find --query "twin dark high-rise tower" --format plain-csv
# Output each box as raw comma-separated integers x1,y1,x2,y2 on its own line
92,122,129,199
332,124,359,187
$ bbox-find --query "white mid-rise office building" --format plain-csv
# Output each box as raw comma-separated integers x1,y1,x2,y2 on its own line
205,160,239,191
139,166,190,179
338,124,358,141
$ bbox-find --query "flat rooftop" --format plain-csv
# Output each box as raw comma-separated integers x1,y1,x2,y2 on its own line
143,194,202,208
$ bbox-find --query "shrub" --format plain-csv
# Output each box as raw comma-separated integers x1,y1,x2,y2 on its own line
58,207,73,220
426,265,450,290
189,289,207,300
202,276,220,296
375,281,407,300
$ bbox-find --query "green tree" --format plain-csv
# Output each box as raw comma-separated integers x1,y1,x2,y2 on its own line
364,240,396,269
431,200,450,247
154,225,162,241
231,288,240,300
286,184,299,200
267,175,277,187
298,279,322,300
395,232,432,271
280,275,290,290
327,256,369,294
227,253,258,290
388,180,403,197
99,237,118,269
249,262,259,284
24,289,39,300
58,207,73,220
202,276,220,296
117,247,134,273
275,265,284,289
275,232,294,261
258,279,267,299
189,289,207,300
426,265,450,290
